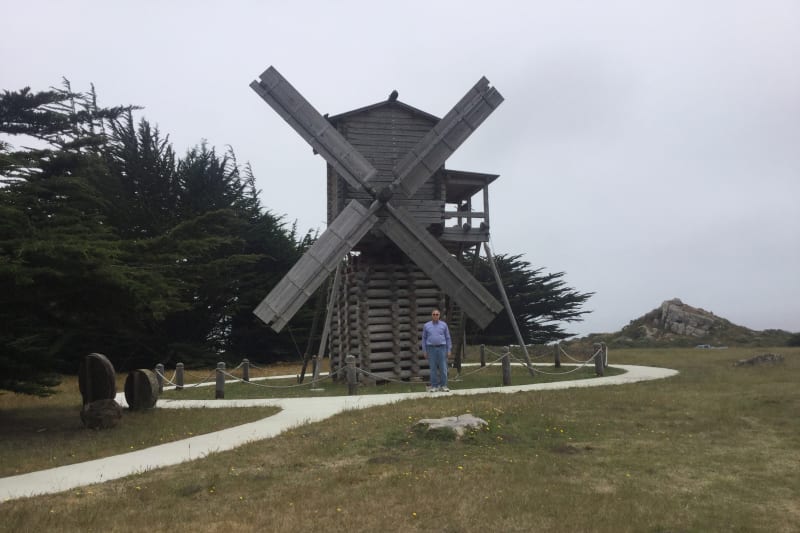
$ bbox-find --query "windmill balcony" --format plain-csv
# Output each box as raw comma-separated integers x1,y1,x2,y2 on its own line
440,208,490,244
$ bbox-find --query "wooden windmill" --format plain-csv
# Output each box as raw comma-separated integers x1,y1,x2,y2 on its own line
250,66,529,382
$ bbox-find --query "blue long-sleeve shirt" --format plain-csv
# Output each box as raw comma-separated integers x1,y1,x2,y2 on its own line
422,320,452,352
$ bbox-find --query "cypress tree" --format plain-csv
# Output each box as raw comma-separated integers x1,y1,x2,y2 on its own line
465,252,593,345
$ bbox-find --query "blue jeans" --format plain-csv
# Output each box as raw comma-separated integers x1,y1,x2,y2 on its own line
427,345,448,388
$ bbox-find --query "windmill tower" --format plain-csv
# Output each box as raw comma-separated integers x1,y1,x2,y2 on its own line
250,66,523,382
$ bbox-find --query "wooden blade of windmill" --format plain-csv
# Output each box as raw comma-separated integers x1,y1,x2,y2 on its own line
254,200,379,332
379,203,503,329
250,66,378,194
391,77,503,198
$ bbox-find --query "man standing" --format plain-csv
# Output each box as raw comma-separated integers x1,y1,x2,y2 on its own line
421,308,452,392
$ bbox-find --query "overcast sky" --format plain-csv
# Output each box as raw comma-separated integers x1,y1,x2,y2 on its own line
3,1,798,336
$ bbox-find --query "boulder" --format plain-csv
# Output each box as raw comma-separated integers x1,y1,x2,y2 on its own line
81,399,122,429
416,414,488,438
734,353,784,367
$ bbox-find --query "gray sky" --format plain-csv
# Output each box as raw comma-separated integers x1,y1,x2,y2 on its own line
3,0,799,336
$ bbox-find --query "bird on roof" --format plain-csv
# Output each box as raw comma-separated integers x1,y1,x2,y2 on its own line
388,90,398,102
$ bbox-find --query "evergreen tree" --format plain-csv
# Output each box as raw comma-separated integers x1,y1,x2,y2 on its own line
178,144,246,217
0,83,147,394
226,211,309,361
100,116,308,367
0,82,310,392
465,252,593,345
104,112,179,236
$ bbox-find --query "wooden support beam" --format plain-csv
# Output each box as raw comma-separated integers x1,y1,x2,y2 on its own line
483,242,535,377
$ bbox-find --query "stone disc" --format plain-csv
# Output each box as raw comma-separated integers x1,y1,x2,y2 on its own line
78,353,116,405
124,369,159,410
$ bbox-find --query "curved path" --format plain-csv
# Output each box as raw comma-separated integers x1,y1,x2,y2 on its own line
0,364,677,502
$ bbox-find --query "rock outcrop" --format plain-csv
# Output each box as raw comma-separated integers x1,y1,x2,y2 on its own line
657,298,718,337
583,298,793,347
611,298,758,345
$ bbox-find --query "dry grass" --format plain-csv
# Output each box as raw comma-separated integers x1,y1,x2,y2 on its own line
0,374,281,476
1,347,798,532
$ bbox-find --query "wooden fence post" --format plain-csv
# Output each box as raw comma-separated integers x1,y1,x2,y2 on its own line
602,343,609,368
216,362,225,399
480,344,486,367
155,363,165,393
554,343,561,368
176,363,184,391
501,346,511,386
593,344,604,377
242,359,250,382
345,355,357,395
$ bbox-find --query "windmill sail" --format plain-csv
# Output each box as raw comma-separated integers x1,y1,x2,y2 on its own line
392,77,503,198
380,204,502,329
251,67,377,192
254,200,378,331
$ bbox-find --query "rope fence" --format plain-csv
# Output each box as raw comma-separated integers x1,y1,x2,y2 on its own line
455,350,510,378
153,359,342,398
518,348,600,376
149,341,611,399
217,368,336,390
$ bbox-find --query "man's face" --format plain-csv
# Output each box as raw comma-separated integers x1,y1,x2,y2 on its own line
432,311,440,321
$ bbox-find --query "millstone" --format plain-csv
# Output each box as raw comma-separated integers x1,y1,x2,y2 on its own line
124,369,159,410
78,353,116,405
81,399,122,429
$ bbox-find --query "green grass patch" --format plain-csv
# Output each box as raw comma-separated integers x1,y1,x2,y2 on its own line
1,347,798,532
161,363,623,400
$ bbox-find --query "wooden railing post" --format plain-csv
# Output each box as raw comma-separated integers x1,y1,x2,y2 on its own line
480,344,486,367
501,346,511,386
155,363,165,393
175,363,184,391
216,362,225,399
593,344,604,377
242,359,250,382
345,355,357,395
554,343,561,368
602,343,609,368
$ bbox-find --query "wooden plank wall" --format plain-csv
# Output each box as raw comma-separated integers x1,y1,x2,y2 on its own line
329,259,446,382
328,106,445,226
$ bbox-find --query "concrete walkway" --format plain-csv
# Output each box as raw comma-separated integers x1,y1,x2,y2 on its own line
0,364,677,502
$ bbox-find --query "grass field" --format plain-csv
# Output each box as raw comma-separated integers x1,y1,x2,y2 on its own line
1,347,798,532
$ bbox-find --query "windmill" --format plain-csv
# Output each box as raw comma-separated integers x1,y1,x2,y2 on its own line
250,66,530,382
